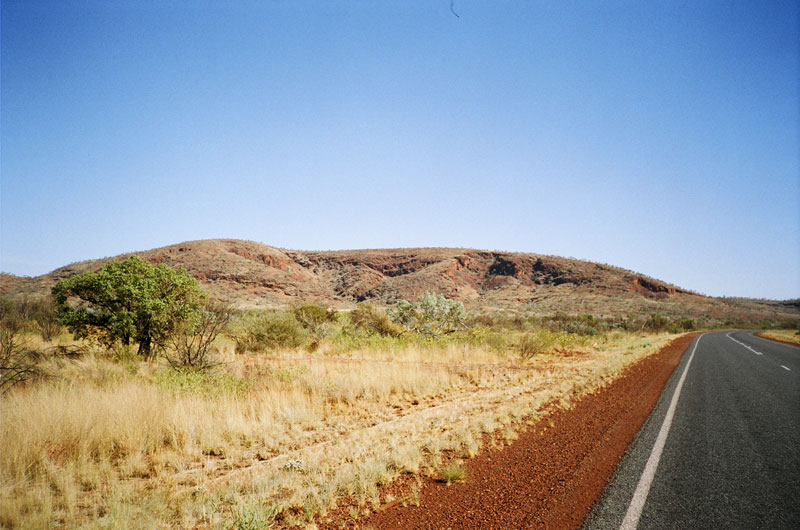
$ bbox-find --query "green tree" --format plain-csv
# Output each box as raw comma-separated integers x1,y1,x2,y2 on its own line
52,256,206,359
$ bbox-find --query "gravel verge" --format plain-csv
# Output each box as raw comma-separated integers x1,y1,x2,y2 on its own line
325,333,698,529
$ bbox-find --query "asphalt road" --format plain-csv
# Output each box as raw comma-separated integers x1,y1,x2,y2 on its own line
583,331,800,530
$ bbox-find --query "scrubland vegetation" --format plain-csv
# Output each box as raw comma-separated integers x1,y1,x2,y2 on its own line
1,259,796,529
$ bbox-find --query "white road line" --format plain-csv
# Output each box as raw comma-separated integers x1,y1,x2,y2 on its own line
726,332,763,355
620,334,703,530
781,365,791,371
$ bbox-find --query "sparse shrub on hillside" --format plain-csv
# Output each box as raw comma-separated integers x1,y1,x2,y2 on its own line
643,313,669,332
668,318,696,333
349,303,404,337
775,318,800,330
232,311,308,353
540,313,605,335
388,292,467,336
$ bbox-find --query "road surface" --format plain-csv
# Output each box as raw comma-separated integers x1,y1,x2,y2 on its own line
584,330,800,530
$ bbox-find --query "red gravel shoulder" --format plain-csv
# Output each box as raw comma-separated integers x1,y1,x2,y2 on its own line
330,333,699,530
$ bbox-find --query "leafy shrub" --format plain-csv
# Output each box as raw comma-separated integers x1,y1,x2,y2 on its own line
388,292,466,336
292,303,337,330
349,303,404,337
233,311,308,353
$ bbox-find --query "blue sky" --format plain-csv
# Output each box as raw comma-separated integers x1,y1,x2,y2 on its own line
1,0,798,300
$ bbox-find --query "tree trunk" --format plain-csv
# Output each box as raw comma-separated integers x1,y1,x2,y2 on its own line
138,335,152,360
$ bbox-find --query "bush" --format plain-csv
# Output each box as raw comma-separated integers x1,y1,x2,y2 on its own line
349,304,404,337
517,330,558,360
0,296,63,341
388,292,467,336
30,296,63,341
668,318,696,333
165,301,232,369
0,300,43,393
233,311,308,353
291,303,337,330
643,313,669,332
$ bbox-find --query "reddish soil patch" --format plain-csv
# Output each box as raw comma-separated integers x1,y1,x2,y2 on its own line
326,333,699,530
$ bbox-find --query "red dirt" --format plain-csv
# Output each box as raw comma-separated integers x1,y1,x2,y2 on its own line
323,333,699,530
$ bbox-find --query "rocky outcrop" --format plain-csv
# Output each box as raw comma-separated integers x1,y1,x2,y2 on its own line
4,239,796,321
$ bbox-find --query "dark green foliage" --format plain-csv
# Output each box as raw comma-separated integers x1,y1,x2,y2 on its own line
52,256,207,359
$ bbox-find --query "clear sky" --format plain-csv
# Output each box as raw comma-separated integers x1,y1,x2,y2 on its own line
1,0,798,300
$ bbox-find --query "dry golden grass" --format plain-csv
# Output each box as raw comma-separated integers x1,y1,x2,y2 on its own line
755,329,800,346
0,330,679,529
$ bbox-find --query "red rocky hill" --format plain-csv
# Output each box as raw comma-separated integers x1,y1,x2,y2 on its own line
1,239,796,321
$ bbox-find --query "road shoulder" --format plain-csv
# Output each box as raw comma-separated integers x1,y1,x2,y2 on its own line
335,333,699,530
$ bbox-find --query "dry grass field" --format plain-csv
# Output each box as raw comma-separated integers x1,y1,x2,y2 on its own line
1,330,679,529
755,329,800,346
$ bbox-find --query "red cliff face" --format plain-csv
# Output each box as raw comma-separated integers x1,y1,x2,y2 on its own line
631,277,689,296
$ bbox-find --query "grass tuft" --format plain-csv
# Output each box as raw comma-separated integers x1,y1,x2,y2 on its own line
439,462,467,485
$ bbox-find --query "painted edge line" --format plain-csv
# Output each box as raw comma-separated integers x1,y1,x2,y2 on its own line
619,334,703,530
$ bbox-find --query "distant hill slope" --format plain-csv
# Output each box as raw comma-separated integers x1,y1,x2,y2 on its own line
1,239,797,321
